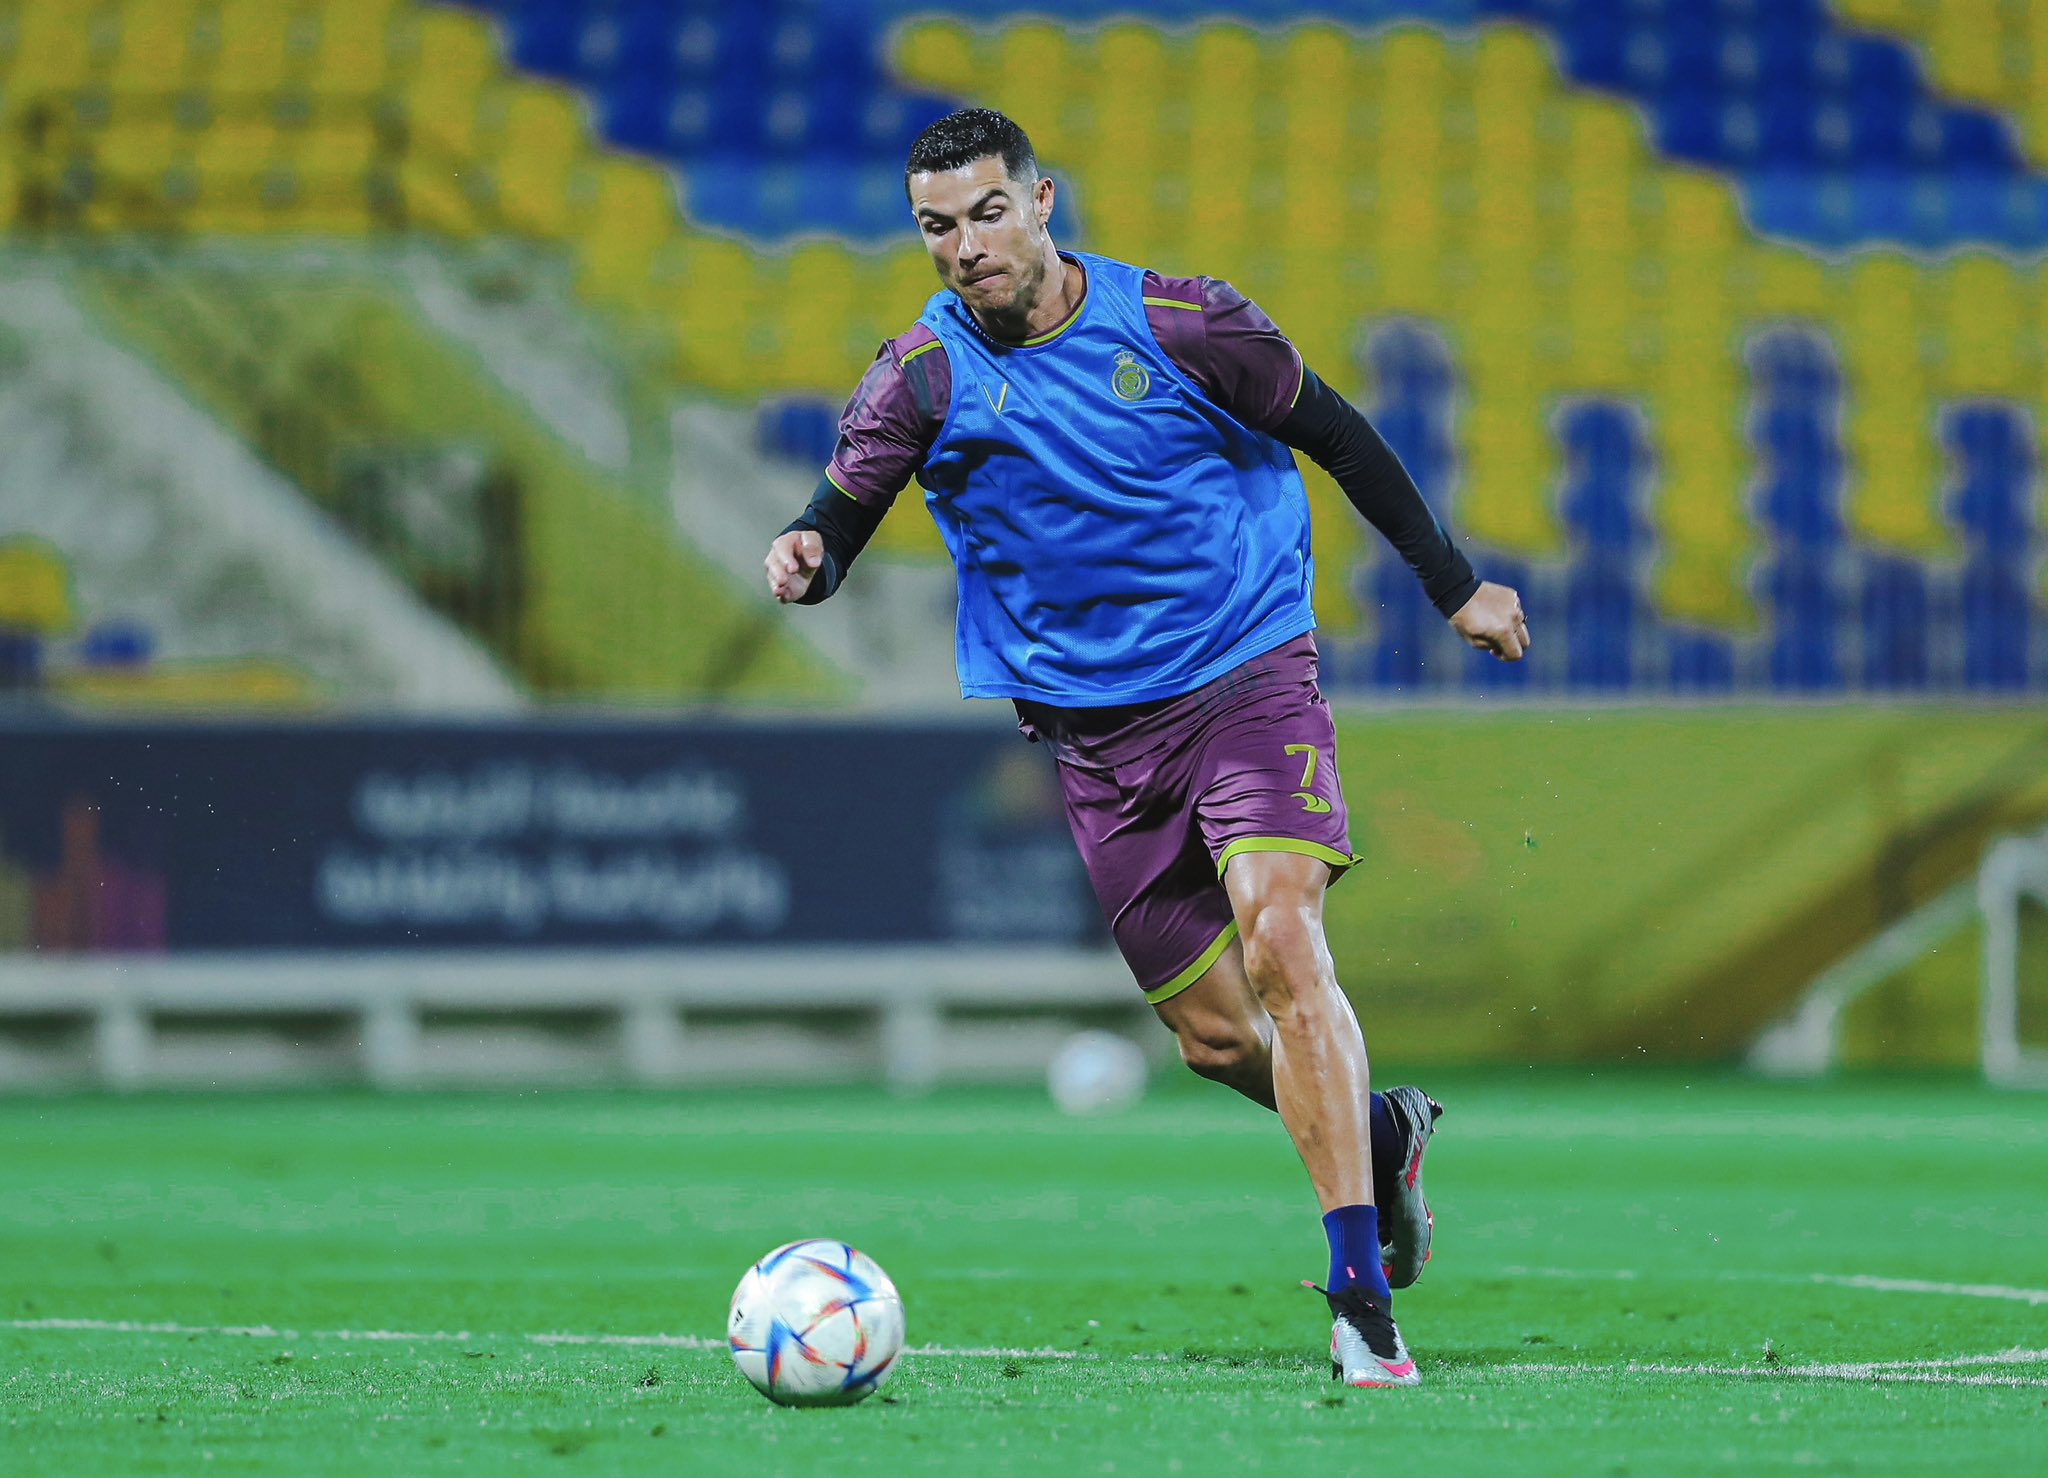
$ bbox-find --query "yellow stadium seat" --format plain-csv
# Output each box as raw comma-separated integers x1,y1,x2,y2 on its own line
397,154,480,238
771,241,866,393
94,119,187,180
1188,23,1261,104
108,0,203,89
489,85,584,239
988,20,1070,135
309,0,396,94
0,539,76,632
194,118,277,180
398,8,495,157
1936,254,2024,396
574,157,677,308
890,18,977,94
1657,170,1738,261
875,244,939,330
674,234,767,393
206,0,303,92
1927,0,2010,109
8,0,106,114
291,120,379,180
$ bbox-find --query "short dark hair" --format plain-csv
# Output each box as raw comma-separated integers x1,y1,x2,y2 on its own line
904,107,1039,196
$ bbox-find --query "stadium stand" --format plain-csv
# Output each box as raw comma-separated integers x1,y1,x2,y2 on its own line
0,0,2041,696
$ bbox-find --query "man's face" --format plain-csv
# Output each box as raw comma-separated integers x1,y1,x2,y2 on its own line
908,156,1056,318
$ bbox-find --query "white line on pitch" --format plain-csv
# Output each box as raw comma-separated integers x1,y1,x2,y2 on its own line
9,1319,2048,1386
1493,1266,2048,1306
1,1318,1079,1362
1503,1360,2048,1390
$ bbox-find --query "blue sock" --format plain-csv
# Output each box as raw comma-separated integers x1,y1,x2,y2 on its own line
1368,1092,1403,1192
1323,1204,1393,1303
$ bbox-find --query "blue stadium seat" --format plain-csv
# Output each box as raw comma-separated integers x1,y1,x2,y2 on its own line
1754,23,1820,95
1667,629,1736,692
1657,88,1724,167
1860,555,1929,691
1556,1,1631,91
1848,92,1910,168
1565,562,1636,690
1962,560,2033,690
77,621,154,669
1759,94,1823,167
1942,110,2019,171
1946,404,2035,548
1760,553,1844,692
1557,402,1648,556
1844,36,1918,107
1748,329,1846,552
598,74,673,155
0,631,42,690
756,397,840,467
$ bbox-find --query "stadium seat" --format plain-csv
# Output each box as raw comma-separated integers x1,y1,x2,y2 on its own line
1962,558,2033,689
109,0,203,89
1759,553,1845,691
398,7,496,158
574,155,676,307
488,84,585,238
1860,554,1930,691
0,540,76,633
309,0,398,94
206,0,302,92
1667,628,1737,692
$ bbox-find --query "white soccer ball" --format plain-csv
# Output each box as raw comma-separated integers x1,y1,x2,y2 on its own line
1047,1030,1148,1115
727,1239,905,1407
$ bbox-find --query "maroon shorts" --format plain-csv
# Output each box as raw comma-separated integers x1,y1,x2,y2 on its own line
1015,633,1355,1003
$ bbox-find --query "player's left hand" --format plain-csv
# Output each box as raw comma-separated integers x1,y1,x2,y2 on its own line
1450,581,1531,662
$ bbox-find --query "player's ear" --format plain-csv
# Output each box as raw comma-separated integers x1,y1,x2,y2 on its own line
1035,175,1055,229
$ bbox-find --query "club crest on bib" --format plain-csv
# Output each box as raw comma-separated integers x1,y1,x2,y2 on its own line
1110,349,1151,403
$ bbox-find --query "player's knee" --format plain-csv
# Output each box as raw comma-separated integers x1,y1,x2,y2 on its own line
1175,1018,1265,1083
1239,906,1319,1009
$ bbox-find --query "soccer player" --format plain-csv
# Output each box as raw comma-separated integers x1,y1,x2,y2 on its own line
764,109,1529,1387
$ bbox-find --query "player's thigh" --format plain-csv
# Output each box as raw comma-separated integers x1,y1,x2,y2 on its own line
1048,749,1239,1002
1193,668,1357,880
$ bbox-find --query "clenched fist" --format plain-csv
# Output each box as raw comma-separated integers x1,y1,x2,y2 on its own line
1451,581,1531,661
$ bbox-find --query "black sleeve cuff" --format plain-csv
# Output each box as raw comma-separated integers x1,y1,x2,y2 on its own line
780,476,886,604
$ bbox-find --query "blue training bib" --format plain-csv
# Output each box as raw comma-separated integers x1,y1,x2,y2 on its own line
916,251,1316,707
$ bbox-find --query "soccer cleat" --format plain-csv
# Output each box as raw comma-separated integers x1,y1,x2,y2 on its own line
1319,1283,1421,1388
1378,1085,1442,1290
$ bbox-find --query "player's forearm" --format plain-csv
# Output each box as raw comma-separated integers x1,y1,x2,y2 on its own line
780,477,887,604
1276,371,1480,618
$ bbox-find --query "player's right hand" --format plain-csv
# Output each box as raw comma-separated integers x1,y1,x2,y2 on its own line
765,530,823,603
1451,580,1531,661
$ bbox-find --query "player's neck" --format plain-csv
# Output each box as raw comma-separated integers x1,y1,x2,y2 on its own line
972,252,1084,345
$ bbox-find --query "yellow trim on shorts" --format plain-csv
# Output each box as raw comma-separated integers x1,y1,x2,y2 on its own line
1214,837,1359,877
1144,920,1240,1006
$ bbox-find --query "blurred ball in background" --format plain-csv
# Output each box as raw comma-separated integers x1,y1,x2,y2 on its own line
1047,1030,1149,1116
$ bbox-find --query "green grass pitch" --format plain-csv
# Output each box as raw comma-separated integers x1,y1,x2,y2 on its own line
4,1072,2045,1473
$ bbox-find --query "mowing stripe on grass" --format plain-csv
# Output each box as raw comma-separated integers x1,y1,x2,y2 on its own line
1495,1266,2048,1305
10,1319,2046,1387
